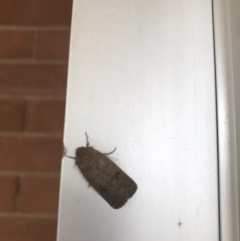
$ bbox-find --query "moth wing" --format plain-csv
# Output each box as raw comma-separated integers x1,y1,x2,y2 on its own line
86,161,137,209
76,148,137,209
90,175,130,209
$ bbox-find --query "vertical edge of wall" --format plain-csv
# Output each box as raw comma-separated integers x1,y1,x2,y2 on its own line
213,0,239,240
56,0,75,239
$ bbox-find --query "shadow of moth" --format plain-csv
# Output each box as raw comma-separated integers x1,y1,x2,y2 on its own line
67,133,137,209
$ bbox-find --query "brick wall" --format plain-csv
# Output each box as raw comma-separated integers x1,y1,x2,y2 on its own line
0,1,72,240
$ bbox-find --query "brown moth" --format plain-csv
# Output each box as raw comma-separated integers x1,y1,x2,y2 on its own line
67,133,137,209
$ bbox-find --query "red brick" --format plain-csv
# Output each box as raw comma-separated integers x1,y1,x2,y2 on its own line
25,100,65,133
19,176,60,214
0,99,25,131
35,30,70,59
0,136,62,172
0,30,34,59
0,217,57,241
0,0,72,25
0,64,67,94
0,176,18,212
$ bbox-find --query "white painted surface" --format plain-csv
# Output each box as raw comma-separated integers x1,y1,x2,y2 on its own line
213,0,240,240
57,0,219,240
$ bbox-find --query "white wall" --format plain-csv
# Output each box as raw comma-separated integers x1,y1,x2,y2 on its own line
57,1,219,240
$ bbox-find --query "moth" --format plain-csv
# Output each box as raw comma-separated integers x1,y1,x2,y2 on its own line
67,133,137,209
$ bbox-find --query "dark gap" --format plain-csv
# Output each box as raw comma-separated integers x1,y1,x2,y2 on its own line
211,1,222,240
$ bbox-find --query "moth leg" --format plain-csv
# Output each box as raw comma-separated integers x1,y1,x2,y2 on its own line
85,132,90,147
88,183,91,188
115,172,121,179
66,155,75,160
62,144,67,157
103,147,117,155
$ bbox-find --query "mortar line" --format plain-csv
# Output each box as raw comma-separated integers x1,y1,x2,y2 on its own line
0,94,66,100
0,132,63,138
0,59,68,64
0,25,70,30
0,213,58,219
0,172,60,177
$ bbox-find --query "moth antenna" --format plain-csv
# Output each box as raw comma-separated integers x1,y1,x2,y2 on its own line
85,132,90,147
103,147,117,155
66,155,75,160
